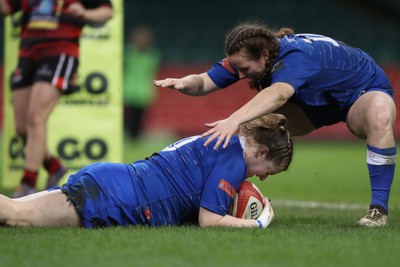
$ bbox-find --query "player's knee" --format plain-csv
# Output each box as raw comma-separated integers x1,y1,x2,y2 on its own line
369,109,394,133
26,113,44,130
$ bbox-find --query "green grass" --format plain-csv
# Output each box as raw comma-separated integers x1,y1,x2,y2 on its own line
1,135,400,267
1,214,400,267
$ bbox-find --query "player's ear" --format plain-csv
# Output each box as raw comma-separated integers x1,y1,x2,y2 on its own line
262,49,270,59
258,147,269,158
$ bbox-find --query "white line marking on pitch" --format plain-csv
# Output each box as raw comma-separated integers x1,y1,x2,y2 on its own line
272,200,367,210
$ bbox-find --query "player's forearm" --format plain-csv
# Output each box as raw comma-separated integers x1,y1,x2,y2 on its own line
199,207,260,228
154,73,218,95
229,82,292,125
217,215,261,228
84,6,113,23
179,74,208,96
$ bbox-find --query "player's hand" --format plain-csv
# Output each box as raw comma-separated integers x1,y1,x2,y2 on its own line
256,197,274,229
153,78,186,90
201,118,240,150
67,2,86,19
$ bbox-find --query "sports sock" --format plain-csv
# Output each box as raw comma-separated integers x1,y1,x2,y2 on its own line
43,156,62,174
21,169,39,187
367,145,397,214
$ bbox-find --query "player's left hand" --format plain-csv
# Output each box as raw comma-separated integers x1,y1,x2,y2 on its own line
201,117,240,150
256,197,274,229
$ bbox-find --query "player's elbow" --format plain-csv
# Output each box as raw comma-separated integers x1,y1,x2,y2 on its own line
275,82,295,100
198,218,208,228
198,207,223,228
198,217,222,228
198,212,213,228
87,6,113,26
102,7,113,21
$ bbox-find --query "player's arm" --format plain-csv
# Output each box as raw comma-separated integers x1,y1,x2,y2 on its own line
202,82,295,149
0,0,12,15
198,197,274,229
154,72,220,96
67,2,113,23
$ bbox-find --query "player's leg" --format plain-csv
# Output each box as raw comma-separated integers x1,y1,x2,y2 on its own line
11,87,62,192
42,55,79,188
11,86,42,197
0,189,82,227
10,59,39,197
13,81,62,198
11,88,63,195
43,154,68,189
12,86,31,140
25,81,61,172
14,163,100,202
347,91,396,227
12,190,55,201
275,102,316,136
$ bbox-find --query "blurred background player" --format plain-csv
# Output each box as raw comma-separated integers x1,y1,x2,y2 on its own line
0,0,113,197
0,113,292,229
123,25,161,138
154,22,397,227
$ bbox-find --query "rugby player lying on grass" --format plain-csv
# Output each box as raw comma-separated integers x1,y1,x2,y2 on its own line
0,113,293,229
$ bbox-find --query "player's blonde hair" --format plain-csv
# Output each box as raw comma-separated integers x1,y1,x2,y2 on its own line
240,113,293,171
224,22,295,91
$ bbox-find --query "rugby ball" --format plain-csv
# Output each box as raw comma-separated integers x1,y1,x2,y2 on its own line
229,181,264,219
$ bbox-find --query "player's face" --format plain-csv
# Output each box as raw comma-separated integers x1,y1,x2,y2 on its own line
228,51,267,79
245,149,284,181
247,159,283,181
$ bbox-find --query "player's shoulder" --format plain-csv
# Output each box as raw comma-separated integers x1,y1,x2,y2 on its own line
161,135,202,152
278,34,332,62
208,58,238,76
277,35,309,56
203,135,241,148
280,34,313,50
214,136,244,160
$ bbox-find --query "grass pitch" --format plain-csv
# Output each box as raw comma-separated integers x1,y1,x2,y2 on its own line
1,135,400,267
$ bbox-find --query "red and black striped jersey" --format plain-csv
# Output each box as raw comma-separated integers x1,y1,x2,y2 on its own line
5,0,112,59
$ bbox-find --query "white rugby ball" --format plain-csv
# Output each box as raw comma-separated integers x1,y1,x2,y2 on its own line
229,181,264,219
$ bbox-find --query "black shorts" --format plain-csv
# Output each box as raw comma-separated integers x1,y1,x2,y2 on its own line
298,87,394,129
300,104,350,128
11,54,80,95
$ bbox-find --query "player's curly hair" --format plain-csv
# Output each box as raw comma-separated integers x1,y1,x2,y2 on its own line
224,22,294,91
240,113,293,171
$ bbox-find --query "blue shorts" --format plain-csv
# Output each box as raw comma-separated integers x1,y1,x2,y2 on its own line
60,163,144,228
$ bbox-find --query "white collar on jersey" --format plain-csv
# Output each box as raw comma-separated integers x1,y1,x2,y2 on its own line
239,136,246,157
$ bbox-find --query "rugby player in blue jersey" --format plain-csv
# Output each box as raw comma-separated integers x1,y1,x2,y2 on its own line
0,114,292,229
154,22,397,227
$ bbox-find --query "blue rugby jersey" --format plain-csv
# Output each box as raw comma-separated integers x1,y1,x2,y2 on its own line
64,135,247,227
207,34,393,125
130,135,247,225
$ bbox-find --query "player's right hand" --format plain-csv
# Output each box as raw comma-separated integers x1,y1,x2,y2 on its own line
153,78,186,90
201,117,240,150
